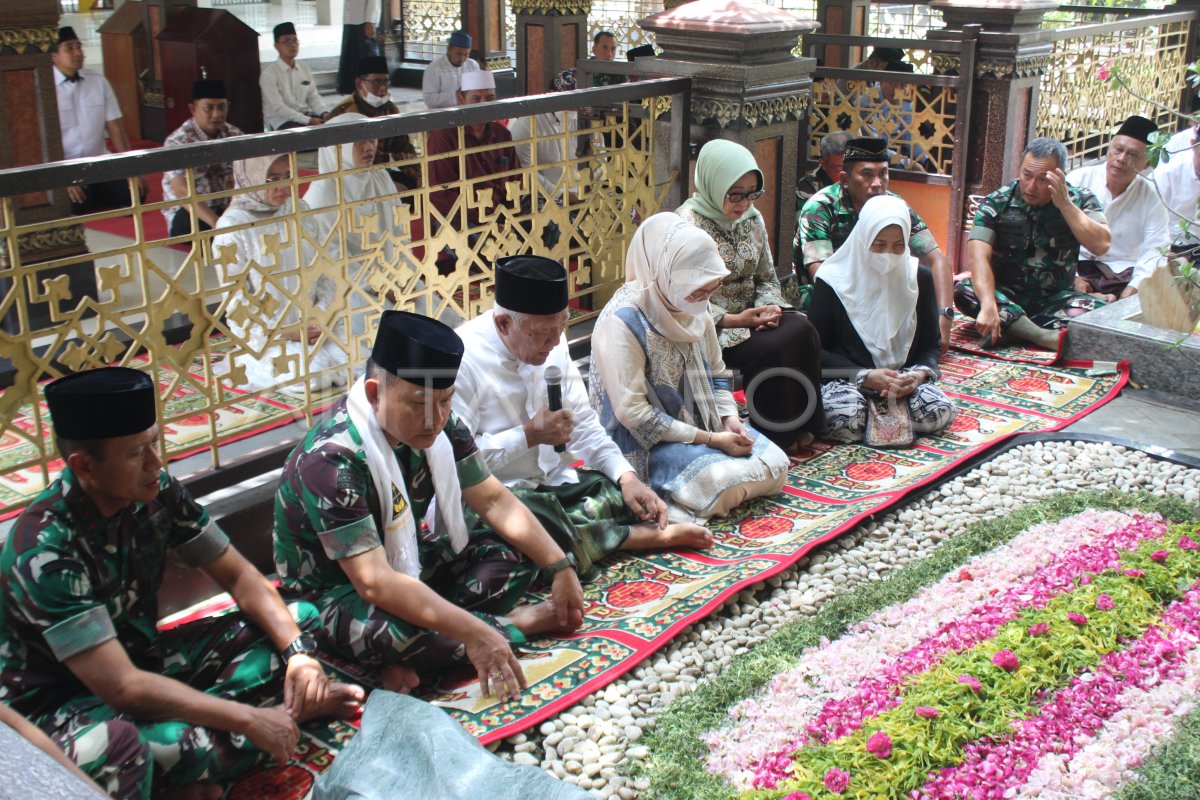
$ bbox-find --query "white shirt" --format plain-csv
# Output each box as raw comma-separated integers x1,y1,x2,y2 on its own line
1068,163,1169,289
343,0,379,25
421,54,479,109
1153,140,1200,249
453,310,634,489
260,59,326,129
509,111,577,200
54,66,122,161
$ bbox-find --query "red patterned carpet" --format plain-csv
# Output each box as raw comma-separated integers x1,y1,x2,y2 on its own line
212,351,1127,798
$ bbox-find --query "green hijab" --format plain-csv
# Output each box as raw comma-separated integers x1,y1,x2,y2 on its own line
678,139,764,231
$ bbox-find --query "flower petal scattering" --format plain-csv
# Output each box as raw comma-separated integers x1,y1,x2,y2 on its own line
701,512,1200,800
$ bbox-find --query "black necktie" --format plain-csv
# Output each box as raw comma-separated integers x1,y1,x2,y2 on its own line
64,73,82,83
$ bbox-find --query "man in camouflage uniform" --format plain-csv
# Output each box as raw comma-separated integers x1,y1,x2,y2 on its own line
273,310,585,703
795,131,851,208
452,256,712,583
793,137,955,350
955,137,1112,350
0,367,361,800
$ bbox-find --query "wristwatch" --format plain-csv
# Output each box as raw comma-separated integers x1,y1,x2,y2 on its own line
938,306,955,320
282,633,318,663
542,553,578,578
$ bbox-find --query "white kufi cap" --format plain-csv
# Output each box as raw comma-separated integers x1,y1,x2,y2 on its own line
460,70,496,92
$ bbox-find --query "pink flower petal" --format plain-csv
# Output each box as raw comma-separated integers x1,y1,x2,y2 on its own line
958,674,982,693
866,730,892,759
823,767,850,793
1068,612,1089,626
915,706,940,718
1151,550,1171,563
992,649,1020,672
1028,622,1051,637
1096,594,1116,611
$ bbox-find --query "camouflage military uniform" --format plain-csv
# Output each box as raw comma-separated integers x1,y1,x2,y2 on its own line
795,166,836,209
790,184,938,308
955,180,1109,329
273,398,537,675
0,468,306,799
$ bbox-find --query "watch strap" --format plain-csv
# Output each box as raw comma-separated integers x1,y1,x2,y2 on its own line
282,633,317,662
542,553,577,578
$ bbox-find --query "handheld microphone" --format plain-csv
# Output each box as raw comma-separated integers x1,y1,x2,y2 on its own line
544,366,566,453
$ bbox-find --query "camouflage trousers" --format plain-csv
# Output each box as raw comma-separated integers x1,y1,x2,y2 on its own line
954,277,1107,330
305,524,537,677
472,470,635,585
38,602,320,799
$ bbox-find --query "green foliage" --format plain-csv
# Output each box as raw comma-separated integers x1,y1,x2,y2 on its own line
1116,703,1200,800
635,490,1197,800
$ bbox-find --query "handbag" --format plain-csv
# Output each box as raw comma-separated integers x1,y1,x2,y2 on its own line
863,393,914,448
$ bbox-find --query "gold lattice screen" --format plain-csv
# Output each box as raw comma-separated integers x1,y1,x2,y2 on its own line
0,99,673,518
807,63,960,177
1035,18,1192,169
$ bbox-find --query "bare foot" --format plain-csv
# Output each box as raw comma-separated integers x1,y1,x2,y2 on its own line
290,682,366,723
622,522,713,551
164,785,222,800
505,600,565,637
381,665,421,695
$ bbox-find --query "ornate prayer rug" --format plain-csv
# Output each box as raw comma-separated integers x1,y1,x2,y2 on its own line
949,318,1062,365
218,353,1128,798
653,498,1200,800
0,341,334,521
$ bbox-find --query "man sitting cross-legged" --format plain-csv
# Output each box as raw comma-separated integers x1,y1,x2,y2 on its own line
0,367,362,800
1067,114,1169,301
454,256,712,583
273,311,586,701
955,137,1112,350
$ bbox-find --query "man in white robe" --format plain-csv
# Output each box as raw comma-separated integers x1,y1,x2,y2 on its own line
422,30,480,110
454,256,712,583
1068,114,1170,299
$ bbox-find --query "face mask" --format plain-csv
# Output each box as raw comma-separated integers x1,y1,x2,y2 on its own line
868,251,908,275
361,91,387,108
674,297,709,315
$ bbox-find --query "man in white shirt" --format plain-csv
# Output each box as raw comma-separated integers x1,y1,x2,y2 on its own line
421,30,479,110
261,23,329,130
51,27,145,213
1068,115,1169,299
509,69,578,204
1154,124,1200,262
454,256,712,583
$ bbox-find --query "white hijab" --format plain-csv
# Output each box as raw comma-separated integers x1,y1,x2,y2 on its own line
305,113,397,212
818,194,920,370
623,212,730,343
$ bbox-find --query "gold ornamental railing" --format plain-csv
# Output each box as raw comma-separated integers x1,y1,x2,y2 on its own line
0,78,690,519
1034,10,1192,169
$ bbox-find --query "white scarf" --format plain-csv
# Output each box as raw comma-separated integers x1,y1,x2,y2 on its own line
623,212,730,344
346,376,467,578
818,194,920,370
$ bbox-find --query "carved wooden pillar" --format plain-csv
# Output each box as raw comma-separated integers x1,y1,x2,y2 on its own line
814,0,869,67
0,0,94,338
929,0,1054,197
464,0,516,88
512,0,589,97
638,0,817,270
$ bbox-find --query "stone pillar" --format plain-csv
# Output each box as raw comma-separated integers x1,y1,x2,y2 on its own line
638,0,818,270
0,0,94,338
511,0,588,97
464,0,516,89
929,0,1055,198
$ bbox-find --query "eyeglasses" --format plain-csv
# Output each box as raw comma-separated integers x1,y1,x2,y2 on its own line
725,189,765,203
361,77,390,88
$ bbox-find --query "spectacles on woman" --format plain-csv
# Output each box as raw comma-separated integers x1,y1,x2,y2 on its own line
725,189,765,203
